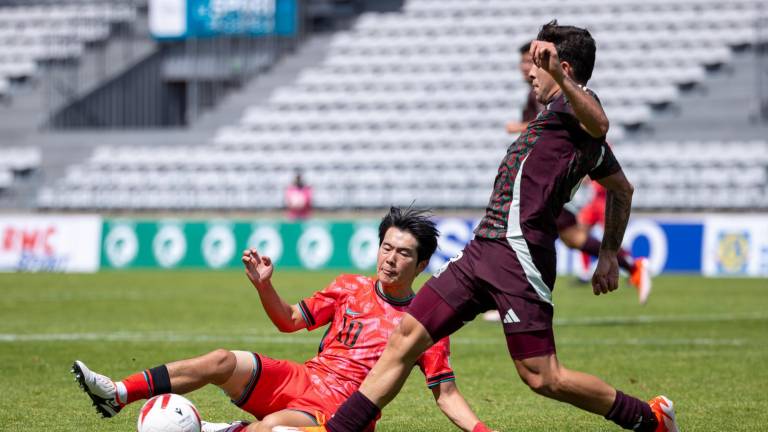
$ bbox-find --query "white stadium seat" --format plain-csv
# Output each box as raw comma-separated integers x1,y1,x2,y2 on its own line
36,0,768,210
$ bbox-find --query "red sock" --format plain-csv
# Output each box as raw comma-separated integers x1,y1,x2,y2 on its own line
473,422,493,432
119,365,172,404
119,371,153,404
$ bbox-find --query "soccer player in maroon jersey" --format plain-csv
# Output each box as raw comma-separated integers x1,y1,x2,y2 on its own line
280,22,678,432
71,207,494,432
505,42,544,134
498,41,651,307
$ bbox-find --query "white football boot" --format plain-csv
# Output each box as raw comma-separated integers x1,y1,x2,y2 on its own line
71,360,123,418
202,421,250,432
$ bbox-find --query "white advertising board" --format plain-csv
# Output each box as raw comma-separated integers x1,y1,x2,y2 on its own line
0,215,102,273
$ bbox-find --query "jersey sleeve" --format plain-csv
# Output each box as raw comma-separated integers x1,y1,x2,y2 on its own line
416,337,455,388
588,142,622,181
297,276,347,331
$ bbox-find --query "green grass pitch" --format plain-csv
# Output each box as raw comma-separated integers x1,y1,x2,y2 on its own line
1,270,766,431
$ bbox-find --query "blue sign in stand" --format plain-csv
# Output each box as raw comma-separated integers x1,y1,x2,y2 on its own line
154,0,297,40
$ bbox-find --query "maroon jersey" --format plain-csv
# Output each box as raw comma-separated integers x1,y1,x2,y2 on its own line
475,90,620,247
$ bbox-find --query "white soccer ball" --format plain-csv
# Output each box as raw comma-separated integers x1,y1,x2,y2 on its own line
137,394,201,432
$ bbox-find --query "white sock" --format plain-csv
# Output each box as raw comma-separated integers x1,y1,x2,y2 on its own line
115,381,128,404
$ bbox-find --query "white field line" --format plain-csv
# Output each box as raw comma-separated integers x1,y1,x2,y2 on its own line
0,332,750,347
0,312,764,345
554,311,768,326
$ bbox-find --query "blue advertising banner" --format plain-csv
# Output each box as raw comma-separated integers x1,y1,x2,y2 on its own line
150,0,297,40
428,218,706,276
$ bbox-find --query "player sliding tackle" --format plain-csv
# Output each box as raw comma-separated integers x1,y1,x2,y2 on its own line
278,21,679,432
72,207,496,432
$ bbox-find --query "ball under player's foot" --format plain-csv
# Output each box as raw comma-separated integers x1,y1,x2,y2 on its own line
649,395,679,432
202,420,250,432
629,257,652,305
482,310,501,322
71,360,123,417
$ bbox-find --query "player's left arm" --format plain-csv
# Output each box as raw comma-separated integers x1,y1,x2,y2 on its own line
592,169,634,296
431,381,496,432
531,40,609,137
421,338,496,431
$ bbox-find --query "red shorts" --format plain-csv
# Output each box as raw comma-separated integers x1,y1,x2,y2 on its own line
233,354,341,425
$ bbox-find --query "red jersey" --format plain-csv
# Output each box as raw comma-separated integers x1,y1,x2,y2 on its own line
297,275,455,401
578,181,608,227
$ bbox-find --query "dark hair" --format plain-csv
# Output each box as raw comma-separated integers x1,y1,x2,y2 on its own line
536,20,596,84
378,206,439,264
519,41,531,55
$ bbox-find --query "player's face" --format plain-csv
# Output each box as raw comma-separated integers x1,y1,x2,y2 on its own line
529,62,558,105
519,52,534,83
376,227,425,290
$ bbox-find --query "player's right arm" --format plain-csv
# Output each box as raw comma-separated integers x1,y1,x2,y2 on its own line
242,248,307,333
592,169,634,296
530,40,609,138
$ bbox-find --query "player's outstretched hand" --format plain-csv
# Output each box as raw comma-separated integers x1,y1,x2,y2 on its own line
530,40,565,83
242,248,273,288
592,252,619,296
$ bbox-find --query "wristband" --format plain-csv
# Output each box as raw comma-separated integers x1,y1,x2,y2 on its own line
472,421,492,432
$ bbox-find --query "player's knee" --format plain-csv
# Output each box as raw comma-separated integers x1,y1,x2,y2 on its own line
388,316,433,362
205,349,236,380
253,415,281,432
516,360,563,397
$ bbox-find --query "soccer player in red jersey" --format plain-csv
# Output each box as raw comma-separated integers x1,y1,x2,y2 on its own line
282,22,678,432
72,207,494,432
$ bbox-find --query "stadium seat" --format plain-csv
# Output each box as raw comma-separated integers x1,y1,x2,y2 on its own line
35,0,768,211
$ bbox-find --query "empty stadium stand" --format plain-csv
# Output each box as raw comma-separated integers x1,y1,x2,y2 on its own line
19,0,768,211
0,146,41,193
0,3,138,82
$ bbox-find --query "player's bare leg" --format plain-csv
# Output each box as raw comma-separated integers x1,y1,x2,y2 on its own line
558,224,588,250
249,410,319,432
302,313,434,432
72,349,250,418
514,354,675,431
166,349,241,393
357,313,434,406
514,354,616,414
204,409,317,432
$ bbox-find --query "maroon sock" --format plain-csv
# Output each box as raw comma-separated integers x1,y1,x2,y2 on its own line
580,236,602,257
605,390,658,431
617,249,635,273
325,391,379,432
581,237,635,273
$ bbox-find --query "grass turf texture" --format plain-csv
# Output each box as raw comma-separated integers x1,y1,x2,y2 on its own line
0,271,766,431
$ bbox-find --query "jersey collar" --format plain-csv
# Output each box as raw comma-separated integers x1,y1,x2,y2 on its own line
375,280,415,306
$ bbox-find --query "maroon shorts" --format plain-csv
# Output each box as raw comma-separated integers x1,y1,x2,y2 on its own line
410,237,556,359
555,208,579,232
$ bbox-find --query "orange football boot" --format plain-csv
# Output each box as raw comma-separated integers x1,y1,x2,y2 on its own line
630,257,652,305
649,395,679,432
